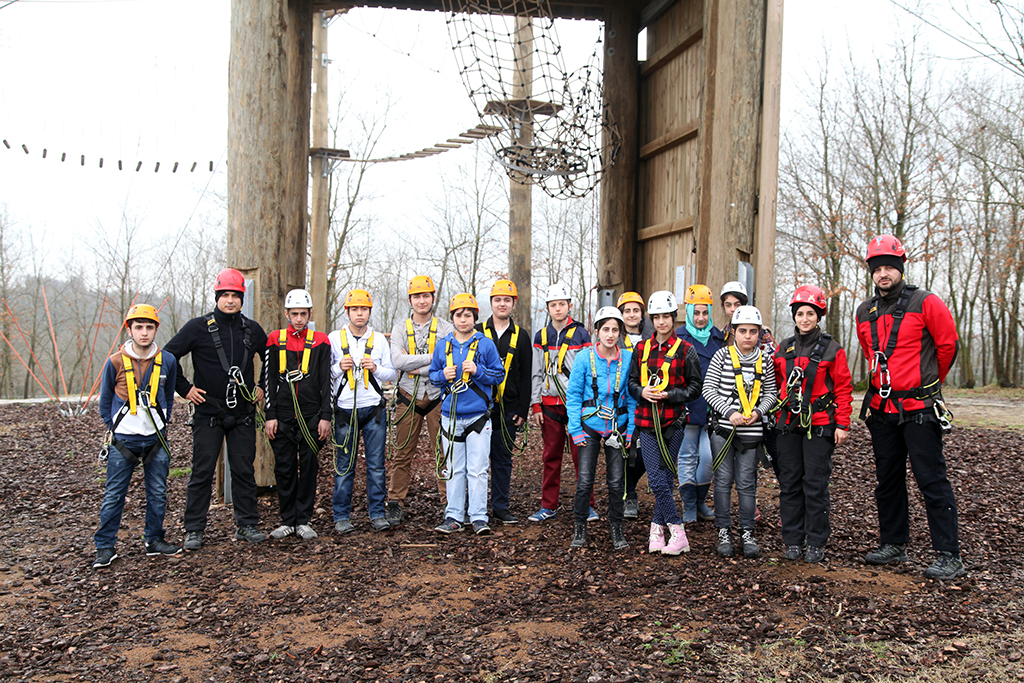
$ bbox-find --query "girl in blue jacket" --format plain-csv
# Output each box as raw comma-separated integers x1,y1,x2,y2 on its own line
565,307,637,550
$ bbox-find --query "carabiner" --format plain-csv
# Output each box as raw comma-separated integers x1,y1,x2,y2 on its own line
228,366,244,384
285,369,305,384
450,379,469,394
597,405,616,420
225,382,238,409
648,373,663,388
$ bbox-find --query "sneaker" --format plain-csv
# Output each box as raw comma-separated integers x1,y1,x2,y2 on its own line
234,526,267,544
648,522,666,553
370,517,391,532
717,527,734,557
740,529,759,559
492,509,519,525
923,551,965,580
92,548,118,568
528,507,556,522
784,545,803,561
435,518,464,534
334,519,355,535
623,495,639,520
662,523,690,555
587,507,600,523
805,546,825,564
269,525,295,540
864,543,908,565
296,525,318,541
473,520,491,536
183,531,203,551
385,501,404,527
145,539,182,557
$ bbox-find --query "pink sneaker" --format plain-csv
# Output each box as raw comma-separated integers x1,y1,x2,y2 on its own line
662,523,690,555
648,522,666,553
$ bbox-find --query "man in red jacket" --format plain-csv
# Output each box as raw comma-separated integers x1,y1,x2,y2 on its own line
855,235,963,580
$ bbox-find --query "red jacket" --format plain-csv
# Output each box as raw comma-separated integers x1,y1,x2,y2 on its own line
773,329,854,430
855,282,958,415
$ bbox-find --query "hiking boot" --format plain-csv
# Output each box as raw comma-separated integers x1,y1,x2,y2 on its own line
269,525,295,540
805,546,825,564
473,520,491,536
587,507,600,522
569,522,587,549
864,543,908,565
648,522,666,553
234,526,267,544
145,539,182,557
296,525,318,541
717,527,733,557
435,518,464,534
623,494,639,520
740,529,759,559
370,517,391,532
93,548,118,568
923,551,965,580
183,531,203,551
662,523,690,555
784,545,803,561
492,509,519,525
334,519,355,535
385,501,404,527
528,507,556,522
610,522,628,550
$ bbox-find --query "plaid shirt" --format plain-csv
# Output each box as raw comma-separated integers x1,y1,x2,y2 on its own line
627,333,703,430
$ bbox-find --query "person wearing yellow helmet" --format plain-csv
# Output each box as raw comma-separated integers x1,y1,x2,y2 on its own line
386,275,454,526
93,305,180,568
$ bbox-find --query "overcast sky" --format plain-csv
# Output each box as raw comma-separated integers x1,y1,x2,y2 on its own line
0,0,1003,269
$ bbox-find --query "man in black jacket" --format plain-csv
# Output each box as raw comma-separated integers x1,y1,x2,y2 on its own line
476,279,532,524
164,268,268,550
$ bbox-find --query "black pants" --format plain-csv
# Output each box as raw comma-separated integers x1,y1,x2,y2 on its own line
867,413,959,553
184,416,259,532
489,412,517,512
270,420,322,527
624,446,647,495
776,431,833,548
575,436,625,525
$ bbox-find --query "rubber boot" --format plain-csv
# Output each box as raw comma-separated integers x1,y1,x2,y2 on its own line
680,484,697,523
648,522,666,553
695,483,714,521
610,522,628,550
569,522,587,549
662,523,690,555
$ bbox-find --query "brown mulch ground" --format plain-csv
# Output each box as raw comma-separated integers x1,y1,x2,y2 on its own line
0,403,1022,682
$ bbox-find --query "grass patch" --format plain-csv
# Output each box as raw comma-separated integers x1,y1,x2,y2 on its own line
169,467,192,478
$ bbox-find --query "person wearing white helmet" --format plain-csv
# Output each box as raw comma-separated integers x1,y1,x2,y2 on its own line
261,289,333,542
627,291,703,556
528,283,594,523
564,306,638,550
703,305,778,560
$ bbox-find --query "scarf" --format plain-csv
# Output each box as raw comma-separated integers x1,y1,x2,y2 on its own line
684,303,713,345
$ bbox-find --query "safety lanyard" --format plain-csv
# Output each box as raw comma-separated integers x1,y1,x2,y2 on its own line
340,329,374,388
541,324,577,389
279,328,314,380
484,322,519,402
728,345,762,417
406,317,438,355
868,285,915,399
446,338,479,386
122,351,162,415
586,347,621,421
639,337,683,391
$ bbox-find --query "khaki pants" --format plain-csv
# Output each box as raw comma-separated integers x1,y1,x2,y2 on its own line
387,388,446,504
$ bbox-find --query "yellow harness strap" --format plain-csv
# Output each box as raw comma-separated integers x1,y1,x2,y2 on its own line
484,323,519,402
341,329,374,388
406,317,438,355
639,338,683,391
541,324,577,389
624,335,634,350
446,338,479,383
279,328,315,376
122,352,161,415
728,345,763,417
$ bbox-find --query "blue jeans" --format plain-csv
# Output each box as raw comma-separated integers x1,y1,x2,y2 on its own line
677,425,713,486
441,413,492,523
94,439,170,549
332,407,387,521
710,433,758,529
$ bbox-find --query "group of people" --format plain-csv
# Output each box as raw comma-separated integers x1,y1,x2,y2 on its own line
92,234,965,580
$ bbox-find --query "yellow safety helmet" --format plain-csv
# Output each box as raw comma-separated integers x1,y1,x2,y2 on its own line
408,275,436,295
124,304,160,328
490,279,518,299
617,291,645,309
449,293,479,313
684,284,714,306
344,289,373,309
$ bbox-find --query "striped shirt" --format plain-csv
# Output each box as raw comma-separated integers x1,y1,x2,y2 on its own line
702,346,778,443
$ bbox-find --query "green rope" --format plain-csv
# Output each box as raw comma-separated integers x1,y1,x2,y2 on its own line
388,375,422,457
288,379,324,453
333,379,360,477
651,402,677,475
434,391,457,482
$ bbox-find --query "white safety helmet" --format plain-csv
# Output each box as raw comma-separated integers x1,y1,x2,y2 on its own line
593,306,625,329
647,290,679,315
546,283,572,303
731,305,763,327
284,288,314,310
721,280,749,303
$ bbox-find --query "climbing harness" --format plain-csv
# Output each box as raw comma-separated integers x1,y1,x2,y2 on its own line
780,333,835,439
541,324,577,402
435,338,492,481
205,313,253,410
638,337,687,474
483,322,528,462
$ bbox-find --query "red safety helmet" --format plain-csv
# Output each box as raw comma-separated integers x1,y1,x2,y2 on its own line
214,268,246,294
790,285,827,316
865,235,906,262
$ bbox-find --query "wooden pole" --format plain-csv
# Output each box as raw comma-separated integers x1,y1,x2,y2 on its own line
598,5,639,300
754,0,783,325
310,10,330,329
508,17,533,319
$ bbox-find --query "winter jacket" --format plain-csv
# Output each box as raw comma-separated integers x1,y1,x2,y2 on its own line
566,346,636,445
675,325,725,426
99,342,177,437
429,331,505,418
476,317,533,421
531,318,591,411
773,327,853,431
262,327,333,423
627,334,703,431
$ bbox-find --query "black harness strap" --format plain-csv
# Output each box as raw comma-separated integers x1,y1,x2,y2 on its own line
396,389,442,416
862,285,918,420
581,349,628,418
204,313,252,375
440,412,491,443
782,333,835,429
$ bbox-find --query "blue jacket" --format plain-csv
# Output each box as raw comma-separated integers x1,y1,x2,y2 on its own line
566,347,636,445
99,344,177,439
429,331,505,418
674,325,724,426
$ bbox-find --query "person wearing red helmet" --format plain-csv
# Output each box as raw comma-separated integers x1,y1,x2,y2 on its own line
772,285,853,563
855,235,963,580
164,268,269,550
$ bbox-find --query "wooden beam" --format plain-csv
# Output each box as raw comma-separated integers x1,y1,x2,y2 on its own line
640,0,677,28
508,16,534,317
637,216,694,242
310,10,330,331
639,20,702,79
754,0,783,323
638,119,698,160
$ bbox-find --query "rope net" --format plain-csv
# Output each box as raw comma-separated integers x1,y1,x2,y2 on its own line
441,0,620,199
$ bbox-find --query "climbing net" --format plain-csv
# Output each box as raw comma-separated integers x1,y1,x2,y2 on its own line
441,0,620,199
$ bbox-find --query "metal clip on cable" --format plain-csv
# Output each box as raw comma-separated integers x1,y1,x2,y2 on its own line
225,383,238,409
285,369,305,384
877,367,892,399
597,406,616,420
648,374,663,388
934,399,953,434
450,379,469,394
98,433,111,462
